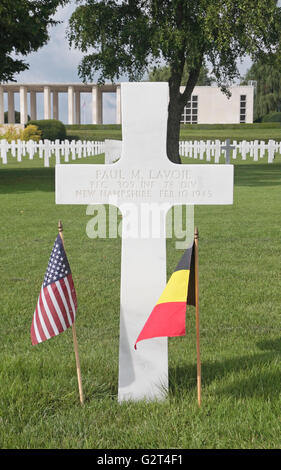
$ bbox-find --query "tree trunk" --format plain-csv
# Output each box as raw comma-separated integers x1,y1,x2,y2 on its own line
166,95,183,164
166,64,202,164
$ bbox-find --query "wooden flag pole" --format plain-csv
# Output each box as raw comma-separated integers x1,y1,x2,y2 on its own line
58,220,84,405
194,227,201,407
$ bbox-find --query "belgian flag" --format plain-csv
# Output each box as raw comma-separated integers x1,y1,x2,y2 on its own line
134,241,196,349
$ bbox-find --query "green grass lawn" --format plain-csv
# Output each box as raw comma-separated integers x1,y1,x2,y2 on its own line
179,127,281,141
180,122,281,142
66,124,122,142
65,123,281,142
0,150,280,449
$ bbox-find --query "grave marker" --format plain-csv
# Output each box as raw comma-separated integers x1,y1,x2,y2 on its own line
56,82,234,401
221,139,236,164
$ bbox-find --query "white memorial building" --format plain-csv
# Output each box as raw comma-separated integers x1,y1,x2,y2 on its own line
0,83,254,125
180,85,254,124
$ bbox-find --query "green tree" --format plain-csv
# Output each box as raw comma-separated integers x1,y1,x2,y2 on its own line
68,1,281,163
0,0,68,82
242,59,281,121
148,62,215,86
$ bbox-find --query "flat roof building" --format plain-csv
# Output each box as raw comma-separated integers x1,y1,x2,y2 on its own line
180,85,254,125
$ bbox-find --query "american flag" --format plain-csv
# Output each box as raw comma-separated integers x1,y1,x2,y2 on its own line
31,234,77,345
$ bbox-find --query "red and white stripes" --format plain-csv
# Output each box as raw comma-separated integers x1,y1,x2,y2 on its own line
31,274,77,345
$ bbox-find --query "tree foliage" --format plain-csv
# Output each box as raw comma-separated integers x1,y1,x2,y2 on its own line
242,59,281,121
148,62,215,86
0,0,68,82
68,0,281,162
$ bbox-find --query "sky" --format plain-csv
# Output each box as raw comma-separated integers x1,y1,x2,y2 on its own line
8,1,253,124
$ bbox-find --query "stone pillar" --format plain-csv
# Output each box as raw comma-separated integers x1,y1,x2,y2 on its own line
68,86,75,125
8,91,15,123
53,91,59,120
92,86,102,124
0,86,4,124
75,91,81,124
116,85,122,125
30,91,37,121
44,86,51,120
20,86,28,125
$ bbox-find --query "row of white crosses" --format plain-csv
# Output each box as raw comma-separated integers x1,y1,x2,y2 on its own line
0,139,104,166
0,136,277,166
56,83,234,402
104,139,277,164
180,139,276,163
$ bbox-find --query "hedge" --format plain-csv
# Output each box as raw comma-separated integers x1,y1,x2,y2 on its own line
180,122,281,129
27,119,66,141
65,124,122,131
261,112,281,123
4,111,31,123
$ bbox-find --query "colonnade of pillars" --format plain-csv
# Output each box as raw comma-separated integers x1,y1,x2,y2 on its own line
0,85,121,125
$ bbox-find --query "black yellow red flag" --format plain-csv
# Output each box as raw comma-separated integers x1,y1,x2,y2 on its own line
134,242,195,349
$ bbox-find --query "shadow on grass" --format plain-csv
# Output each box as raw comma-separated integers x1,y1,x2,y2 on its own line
256,337,281,352
234,163,281,187
0,168,55,194
0,155,105,194
169,339,281,400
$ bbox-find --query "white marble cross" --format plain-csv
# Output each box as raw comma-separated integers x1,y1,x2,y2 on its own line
221,138,236,164
56,82,233,402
